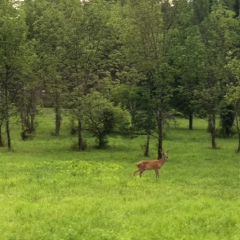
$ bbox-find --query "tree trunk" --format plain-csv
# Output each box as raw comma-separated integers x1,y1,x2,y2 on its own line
20,96,37,134
237,133,240,153
5,66,11,150
211,132,216,149
189,113,193,130
6,120,11,150
144,133,150,157
29,90,37,133
55,105,61,136
129,101,137,126
30,113,35,133
156,107,163,159
77,120,83,150
235,114,240,153
98,132,108,149
98,135,106,149
21,112,30,130
0,124,4,147
21,112,25,131
208,114,217,149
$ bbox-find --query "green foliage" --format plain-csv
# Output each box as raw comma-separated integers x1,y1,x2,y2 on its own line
70,138,88,151
192,0,211,23
224,85,240,127
20,128,34,141
0,0,37,149
2,0,240,153
218,104,235,138
133,110,156,134
192,3,240,148
82,92,130,148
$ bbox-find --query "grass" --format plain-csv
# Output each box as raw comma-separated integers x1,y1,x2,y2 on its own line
0,110,240,239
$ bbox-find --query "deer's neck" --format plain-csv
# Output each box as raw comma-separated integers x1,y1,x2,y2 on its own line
158,157,166,163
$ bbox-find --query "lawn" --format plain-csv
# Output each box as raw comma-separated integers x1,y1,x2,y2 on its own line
0,110,239,240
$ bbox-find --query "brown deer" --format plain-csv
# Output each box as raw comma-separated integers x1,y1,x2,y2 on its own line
133,150,169,178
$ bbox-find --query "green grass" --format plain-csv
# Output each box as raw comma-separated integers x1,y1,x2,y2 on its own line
0,111,240,240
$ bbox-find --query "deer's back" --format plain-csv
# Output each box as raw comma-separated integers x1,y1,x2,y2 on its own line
137,159,163,169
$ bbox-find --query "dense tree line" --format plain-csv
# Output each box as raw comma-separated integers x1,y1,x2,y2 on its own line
1,0,240,154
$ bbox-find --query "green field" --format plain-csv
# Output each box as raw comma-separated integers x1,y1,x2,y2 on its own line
0,110,239,240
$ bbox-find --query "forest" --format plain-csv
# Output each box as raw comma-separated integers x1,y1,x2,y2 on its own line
1,0,240,155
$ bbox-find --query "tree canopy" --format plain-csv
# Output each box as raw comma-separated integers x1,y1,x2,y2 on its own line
1,0,240,153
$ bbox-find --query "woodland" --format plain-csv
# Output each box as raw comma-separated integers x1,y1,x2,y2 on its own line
1,0,240,155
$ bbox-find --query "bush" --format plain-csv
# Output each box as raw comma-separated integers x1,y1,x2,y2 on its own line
21,129,34,140
219,105,235,138
70,139,87,151
82,92,130,148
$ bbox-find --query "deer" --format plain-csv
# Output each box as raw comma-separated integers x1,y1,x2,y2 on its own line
133,150,169,178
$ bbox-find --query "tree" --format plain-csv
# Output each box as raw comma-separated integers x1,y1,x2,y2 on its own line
17,0,49,138
82,92,130,148
0,96,6,146
170,1,205,130
62,0,127,150
192,0,212,24
225,84,240,152
0,0,31,149
16,40,39,140
34,1,66,136
195,4,239,148
225,56,240,152
123,0,184,158
219,103,235,137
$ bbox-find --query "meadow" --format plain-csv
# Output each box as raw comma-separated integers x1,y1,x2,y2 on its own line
0,109,239,240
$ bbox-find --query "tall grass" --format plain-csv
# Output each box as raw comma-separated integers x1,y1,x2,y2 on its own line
0,110,239,239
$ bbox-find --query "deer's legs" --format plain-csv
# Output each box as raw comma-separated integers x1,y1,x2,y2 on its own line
133,169,145,177
133,169,141,176
139,169,145,177
155,169,159,178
